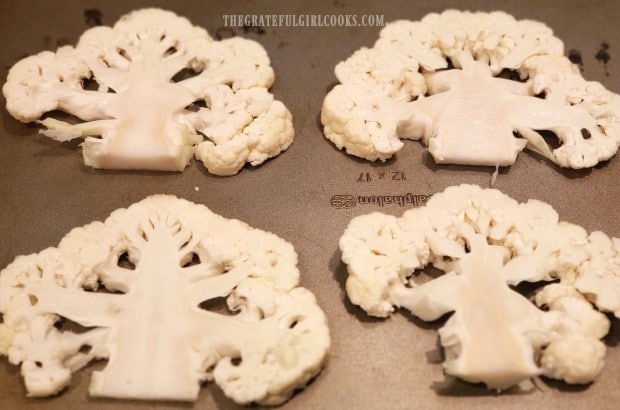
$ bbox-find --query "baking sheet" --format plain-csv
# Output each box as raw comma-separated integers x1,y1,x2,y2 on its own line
1,0,619,409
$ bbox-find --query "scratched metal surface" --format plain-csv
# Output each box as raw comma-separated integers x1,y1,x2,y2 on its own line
1,0,619,409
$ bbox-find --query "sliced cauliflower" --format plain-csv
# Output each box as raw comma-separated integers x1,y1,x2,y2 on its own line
340,184,619,390
0,195,329,404
2,8,293,175
322,10,620,169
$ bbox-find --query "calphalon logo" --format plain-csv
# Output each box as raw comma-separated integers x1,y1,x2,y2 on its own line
330,195,357,209
330,193,431,209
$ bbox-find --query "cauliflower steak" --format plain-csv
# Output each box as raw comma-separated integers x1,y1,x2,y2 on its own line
3,8,294,175
0,195,330,404
322,10,620,169
340,184,619,390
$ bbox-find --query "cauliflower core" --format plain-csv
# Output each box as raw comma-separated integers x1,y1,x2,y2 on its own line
322,10,620,169
2,8,294,175
0,195,329,404
340,184,618,390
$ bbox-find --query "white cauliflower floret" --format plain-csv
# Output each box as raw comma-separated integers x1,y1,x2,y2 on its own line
213,288,329,405
573,231,620,316
341,212,429,317
334,47,427,100
3,47,111,122
322,10,620,169
188,85,293,175
0,195,329,404
541,336,606,384
339,184,619,390
542,296,610,340
322,83,412,161
0,324,15,356
2,8,293,175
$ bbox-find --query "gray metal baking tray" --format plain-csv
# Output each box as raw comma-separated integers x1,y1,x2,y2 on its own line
1,0,619,409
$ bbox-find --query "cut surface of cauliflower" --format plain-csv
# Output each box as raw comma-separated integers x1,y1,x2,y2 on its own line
340,184,619,390
2,8,294,175
322,10,620,169
0,195,329,404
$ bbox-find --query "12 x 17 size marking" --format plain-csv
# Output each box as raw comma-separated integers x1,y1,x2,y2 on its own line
356,172,407,183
